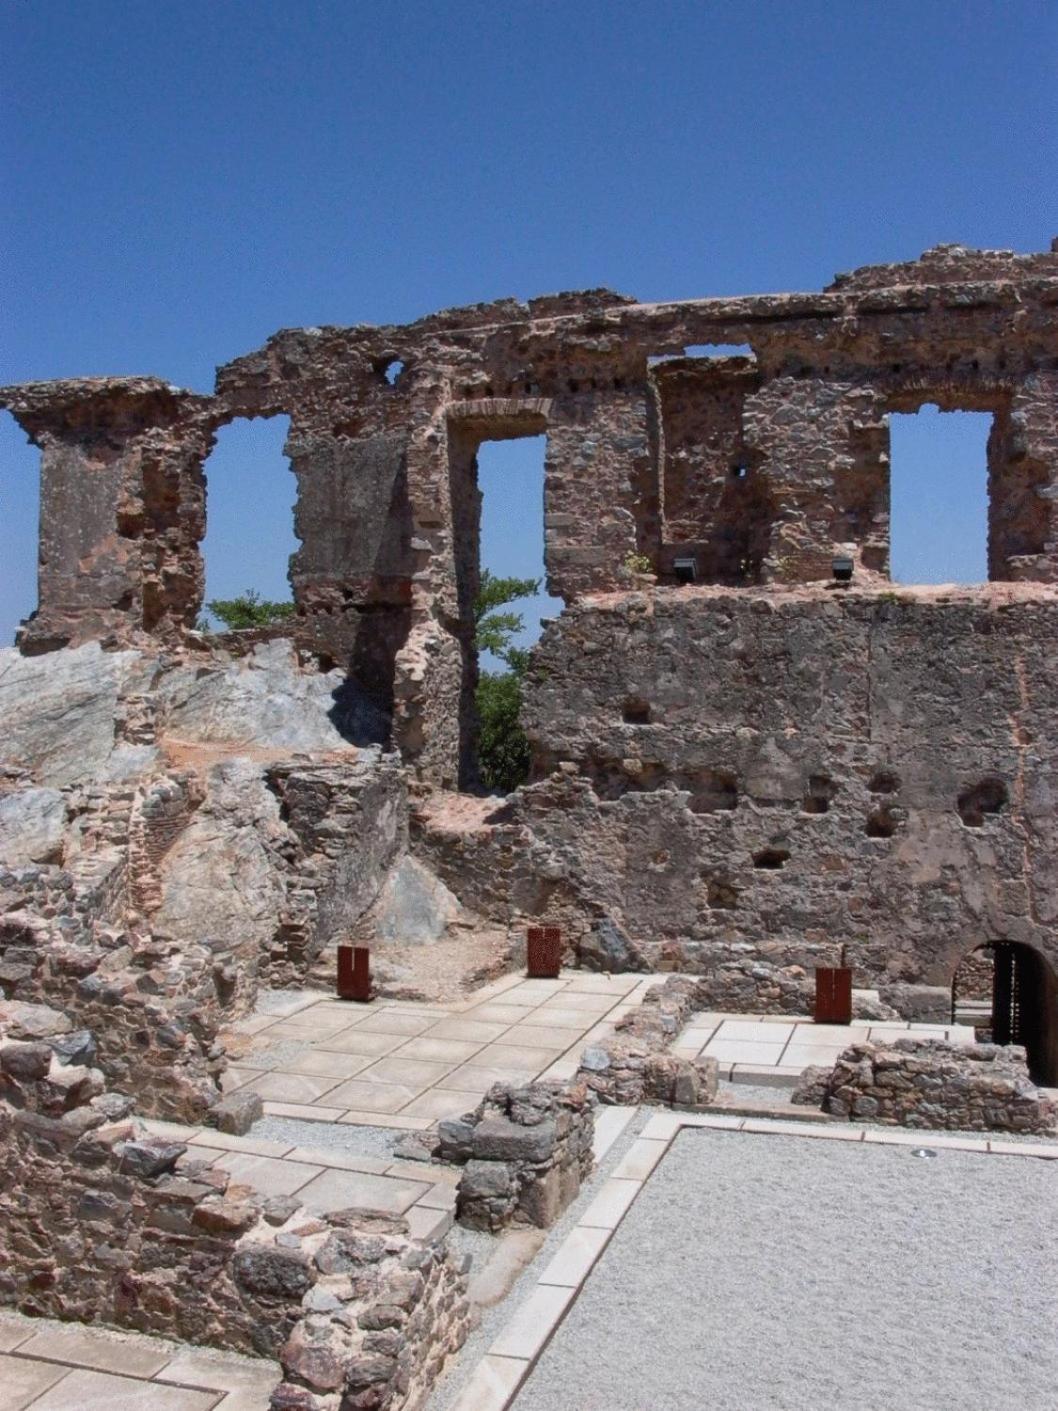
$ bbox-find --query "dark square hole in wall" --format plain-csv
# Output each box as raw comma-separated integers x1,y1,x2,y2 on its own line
753,846,789,869
868,769,900,794
957,778,1008,828
865,804,903,838
706,877,739,909
802,774,837,814
623,698,652,725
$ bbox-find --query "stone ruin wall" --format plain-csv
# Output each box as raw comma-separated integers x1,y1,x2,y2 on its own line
2,239,1058,1026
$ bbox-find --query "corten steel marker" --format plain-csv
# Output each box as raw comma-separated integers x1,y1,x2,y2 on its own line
814,965,853,1024
527,926,562,979
337,945,372,1002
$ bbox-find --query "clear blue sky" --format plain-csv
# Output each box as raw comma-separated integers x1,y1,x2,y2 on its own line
2,1,1055,644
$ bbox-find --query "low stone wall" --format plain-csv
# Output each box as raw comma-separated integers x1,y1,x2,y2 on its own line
435,1081,595,1232
792,1039,1058,1133
0,904,227,1123
0,1004,470,1409
577,975,719,1107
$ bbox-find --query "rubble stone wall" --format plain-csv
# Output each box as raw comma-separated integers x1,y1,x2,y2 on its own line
518,588,1058,996
0,1005,470,1410
791,1038,1057,1133
435,1081,595,1232
577,976,719,1108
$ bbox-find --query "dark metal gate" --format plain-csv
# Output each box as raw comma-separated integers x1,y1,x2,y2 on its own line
990,941,1058,1085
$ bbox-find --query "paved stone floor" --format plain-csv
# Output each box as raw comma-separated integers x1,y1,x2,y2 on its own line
674,1013,976,1082
189,977,976,1219
220,970,654,1129
0,1310,278,1410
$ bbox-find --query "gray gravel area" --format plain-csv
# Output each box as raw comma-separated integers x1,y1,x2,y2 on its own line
250,1114,406,1160
513,1128,1058,1411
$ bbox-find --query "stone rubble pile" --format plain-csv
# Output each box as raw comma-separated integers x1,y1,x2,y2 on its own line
792,1038,1058,1133
435,1080,595,1232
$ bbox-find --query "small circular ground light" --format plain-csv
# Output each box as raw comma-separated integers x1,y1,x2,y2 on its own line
910,1147,937,1159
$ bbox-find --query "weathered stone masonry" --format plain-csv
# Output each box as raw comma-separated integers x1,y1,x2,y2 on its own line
3,241,1058,1073
4,242,1056,782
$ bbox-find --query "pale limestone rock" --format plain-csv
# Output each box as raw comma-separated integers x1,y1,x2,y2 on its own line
0,642,151,786
367,855,462,946
151,759,288,952
157,639,377,750
0,787,67,864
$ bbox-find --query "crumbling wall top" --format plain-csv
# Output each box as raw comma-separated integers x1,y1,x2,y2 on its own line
827,241,1058,291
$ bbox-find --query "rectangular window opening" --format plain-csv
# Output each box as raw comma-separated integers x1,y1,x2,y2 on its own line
468,434,561,795
889,406,991,584
200,415,298,628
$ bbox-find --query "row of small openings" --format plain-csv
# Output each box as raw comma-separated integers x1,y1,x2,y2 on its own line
604,753,1005,836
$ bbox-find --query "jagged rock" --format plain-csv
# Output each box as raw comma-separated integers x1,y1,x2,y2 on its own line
578,917,647,973
0,643,153,786
212,1088,264,1134
0,788,66,865
365,855,462,947
152,759,288,954
0,999,72,1039
117,1138,187,1178
157,640,371,751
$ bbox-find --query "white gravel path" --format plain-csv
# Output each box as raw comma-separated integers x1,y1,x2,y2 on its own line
513,1128,1058,1411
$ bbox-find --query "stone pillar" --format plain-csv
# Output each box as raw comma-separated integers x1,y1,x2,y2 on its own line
988,371,1058,582
0,378,212,653
742,378,890,583
286,425,415,744
544,387,653,599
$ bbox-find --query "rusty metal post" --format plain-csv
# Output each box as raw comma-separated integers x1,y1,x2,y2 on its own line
337,944,371,1002
814,965,852,1024
527,926,562,979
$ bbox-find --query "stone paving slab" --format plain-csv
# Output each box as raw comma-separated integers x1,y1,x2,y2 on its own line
0,1311,278,1411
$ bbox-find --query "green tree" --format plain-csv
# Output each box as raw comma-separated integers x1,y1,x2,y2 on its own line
200,588,296,632
474,571,540,793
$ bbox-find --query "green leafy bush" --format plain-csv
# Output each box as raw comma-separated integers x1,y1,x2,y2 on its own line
474,571,540,793
201,588,296,631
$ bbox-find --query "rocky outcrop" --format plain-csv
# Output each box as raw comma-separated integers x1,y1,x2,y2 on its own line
152,759,290,959
157,639,380,751
0,788,67,866
0,643,158,786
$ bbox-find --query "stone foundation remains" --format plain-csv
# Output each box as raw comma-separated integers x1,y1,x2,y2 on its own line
791,1038,1057,1133
0,1001,470,1408
577,975,719,1108
2,239,1058,1373
434,1081,595,1232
